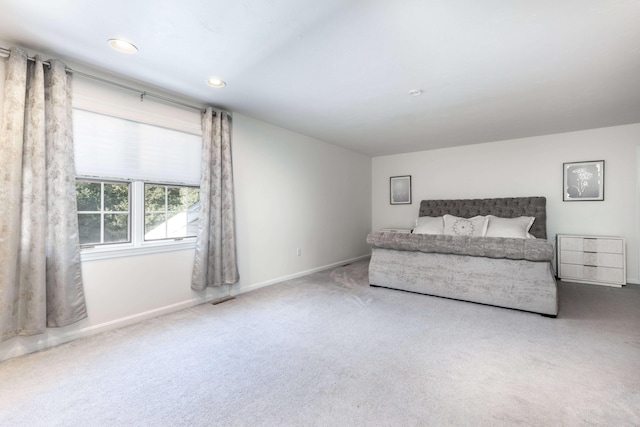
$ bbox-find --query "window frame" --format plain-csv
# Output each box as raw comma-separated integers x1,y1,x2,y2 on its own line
79,180,199,261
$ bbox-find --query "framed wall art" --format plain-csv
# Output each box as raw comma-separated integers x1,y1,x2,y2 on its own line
563,160,604,201
390,175,411,205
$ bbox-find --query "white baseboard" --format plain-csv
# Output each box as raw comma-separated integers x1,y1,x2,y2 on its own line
232,254,371,296
0,254,371,362
0,295,218,362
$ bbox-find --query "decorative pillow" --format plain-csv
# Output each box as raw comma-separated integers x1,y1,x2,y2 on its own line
412,216,444,235
485,215,536,239
443,214,488,237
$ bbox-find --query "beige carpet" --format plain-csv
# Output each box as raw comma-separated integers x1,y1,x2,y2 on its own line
0,258,639,426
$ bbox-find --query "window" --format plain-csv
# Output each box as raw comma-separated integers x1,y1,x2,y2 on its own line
73,108,203,259
75,181,200,248
144,184,200,241
77,180,130,245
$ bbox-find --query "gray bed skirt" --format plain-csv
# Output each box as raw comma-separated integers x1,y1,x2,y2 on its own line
369,248,558,316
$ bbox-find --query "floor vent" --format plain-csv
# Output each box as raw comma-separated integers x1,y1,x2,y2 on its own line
211,296,235,305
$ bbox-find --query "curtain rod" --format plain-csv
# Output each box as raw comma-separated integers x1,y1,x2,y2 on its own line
0,46,210,114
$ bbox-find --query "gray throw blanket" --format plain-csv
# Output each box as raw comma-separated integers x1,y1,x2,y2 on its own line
367,232,554,262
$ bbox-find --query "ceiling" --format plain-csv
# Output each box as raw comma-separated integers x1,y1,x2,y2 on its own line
0,0,639,156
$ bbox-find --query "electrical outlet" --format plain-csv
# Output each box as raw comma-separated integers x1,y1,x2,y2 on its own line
296,248,301,256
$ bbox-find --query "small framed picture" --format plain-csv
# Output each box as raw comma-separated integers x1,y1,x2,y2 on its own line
563,160,604,201
390,175,411,205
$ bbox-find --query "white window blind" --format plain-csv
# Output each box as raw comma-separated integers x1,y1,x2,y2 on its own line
73,109,202,185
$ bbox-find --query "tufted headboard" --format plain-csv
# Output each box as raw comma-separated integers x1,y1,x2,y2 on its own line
419,197,547,239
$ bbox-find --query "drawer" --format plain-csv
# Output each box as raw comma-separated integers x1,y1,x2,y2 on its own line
560,237,584,251
560,263,625,284
559,237,623,254
596,239,623,254
560,251,624,268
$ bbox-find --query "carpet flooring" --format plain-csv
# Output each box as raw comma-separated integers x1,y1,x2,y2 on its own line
0,258,639,426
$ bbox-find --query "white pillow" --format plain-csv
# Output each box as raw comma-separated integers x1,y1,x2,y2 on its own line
485,215,536,239
443,215,488,237
412,216,444,235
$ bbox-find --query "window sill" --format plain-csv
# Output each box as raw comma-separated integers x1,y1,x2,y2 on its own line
80,239,196,262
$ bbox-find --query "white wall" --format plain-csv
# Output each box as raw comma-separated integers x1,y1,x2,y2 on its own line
372,124,640,283
234,114,372,287
0,56,4,116
0,54,372,360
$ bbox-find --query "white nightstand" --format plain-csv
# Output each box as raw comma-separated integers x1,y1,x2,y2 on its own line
557,234,626,287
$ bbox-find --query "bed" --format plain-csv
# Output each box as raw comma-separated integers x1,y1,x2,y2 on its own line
367,197,558,316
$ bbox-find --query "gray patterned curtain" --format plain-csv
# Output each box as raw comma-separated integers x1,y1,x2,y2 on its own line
191,109,239,290
0,48,87,343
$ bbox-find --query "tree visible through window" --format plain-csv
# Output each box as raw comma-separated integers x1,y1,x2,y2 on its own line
77,180,130,245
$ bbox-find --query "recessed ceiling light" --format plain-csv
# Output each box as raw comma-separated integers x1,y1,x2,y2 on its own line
107,39,138,54
206,77,226,88
408,89,423,96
